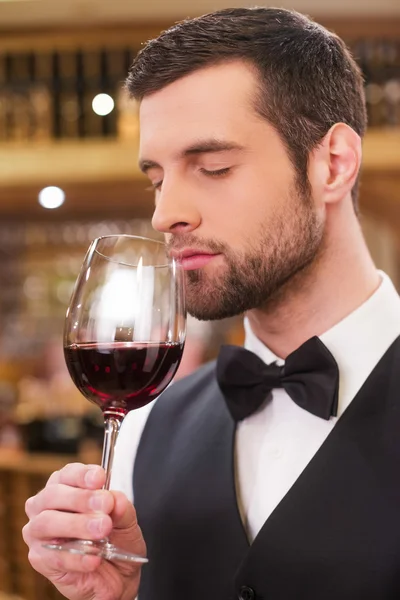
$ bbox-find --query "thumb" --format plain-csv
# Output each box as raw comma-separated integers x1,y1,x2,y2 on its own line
111,491,140,530
109,491,147,584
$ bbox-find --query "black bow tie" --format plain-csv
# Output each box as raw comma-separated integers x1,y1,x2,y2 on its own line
216,336,339,422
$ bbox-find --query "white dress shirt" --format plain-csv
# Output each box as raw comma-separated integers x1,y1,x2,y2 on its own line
111,271,400,542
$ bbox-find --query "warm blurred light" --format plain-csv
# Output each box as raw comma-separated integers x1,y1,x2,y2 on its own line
38,186,66,209
384,80,400,103
92,93,115,116
56,280,75,304
365,83,383,105
23,275,47,300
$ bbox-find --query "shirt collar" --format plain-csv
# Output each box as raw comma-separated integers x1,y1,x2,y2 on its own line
244,271,400,417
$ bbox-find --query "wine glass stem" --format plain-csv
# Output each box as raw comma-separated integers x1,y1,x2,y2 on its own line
101,415,122,491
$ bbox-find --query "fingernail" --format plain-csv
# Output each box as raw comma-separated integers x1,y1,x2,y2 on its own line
84,467,98,487
88,516,105,535
89,491,106,512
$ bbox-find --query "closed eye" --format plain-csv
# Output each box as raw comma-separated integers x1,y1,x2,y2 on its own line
145,167,231,192
145,181,163,192
200,167,231,177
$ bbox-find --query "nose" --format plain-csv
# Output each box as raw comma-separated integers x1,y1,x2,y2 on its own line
151,177,201,235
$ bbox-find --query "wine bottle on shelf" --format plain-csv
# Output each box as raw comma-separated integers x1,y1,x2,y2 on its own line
58,51,81,139
123,47,136,76
369,40,388,127
75,50,86,138
51,52,62,138
382,41,400,127
8,53,32,141
359,40,377,127
82,50,103,138
99,48,117,137
0,54,7,141
394,41,400,126
32,52,53,140
106,48,125,86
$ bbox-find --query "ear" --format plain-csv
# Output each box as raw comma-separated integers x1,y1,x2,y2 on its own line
308,123,362,206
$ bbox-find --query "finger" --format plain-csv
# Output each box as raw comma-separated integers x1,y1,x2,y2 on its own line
110,491,139,530
57,463,106,490
28,546,101,576
26,485,114,519
46,463,101,485
109,493,147,558
25,464,106,519
47,470,61,485
26,510,113,542
25,469,63,519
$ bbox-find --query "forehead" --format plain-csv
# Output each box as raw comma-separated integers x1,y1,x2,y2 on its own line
138,61,263,154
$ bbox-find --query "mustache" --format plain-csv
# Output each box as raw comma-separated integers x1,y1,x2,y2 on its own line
166,235,227,255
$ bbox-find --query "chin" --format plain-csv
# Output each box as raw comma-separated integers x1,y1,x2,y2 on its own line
186,291,244,321
185,259,226,283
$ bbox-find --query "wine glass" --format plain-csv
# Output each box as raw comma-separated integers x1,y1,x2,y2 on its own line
44,234,186,562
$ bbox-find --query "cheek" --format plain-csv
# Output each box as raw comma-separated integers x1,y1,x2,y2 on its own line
199,167,286,246
206,200,269,252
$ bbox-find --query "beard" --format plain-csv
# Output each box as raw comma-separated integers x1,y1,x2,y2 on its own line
167,185,325,321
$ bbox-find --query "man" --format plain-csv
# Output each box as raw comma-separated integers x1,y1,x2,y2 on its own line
23,7,400,600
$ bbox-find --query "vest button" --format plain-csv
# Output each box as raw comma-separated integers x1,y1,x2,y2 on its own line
238,585,255,600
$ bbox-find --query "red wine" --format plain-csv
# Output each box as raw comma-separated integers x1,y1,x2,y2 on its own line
64,342,183,416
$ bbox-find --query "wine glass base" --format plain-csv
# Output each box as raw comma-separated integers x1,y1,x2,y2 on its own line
43,539,148,563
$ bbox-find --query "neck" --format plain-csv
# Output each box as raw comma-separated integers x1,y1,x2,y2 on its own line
246,207,380,359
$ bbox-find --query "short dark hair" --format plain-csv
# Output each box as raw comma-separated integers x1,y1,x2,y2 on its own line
126,7,367,208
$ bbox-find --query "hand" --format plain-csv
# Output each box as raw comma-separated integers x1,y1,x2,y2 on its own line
23,463,146,600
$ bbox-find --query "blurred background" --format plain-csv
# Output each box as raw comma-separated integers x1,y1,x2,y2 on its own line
0,1,399,599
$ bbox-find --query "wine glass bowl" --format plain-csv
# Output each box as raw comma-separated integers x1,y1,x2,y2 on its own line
44,234,186,562
64,235,185,419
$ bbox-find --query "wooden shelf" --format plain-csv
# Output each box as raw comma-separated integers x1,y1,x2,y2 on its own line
0,450,75,475
0,138,151,218
0,6,399,37
1,129,398,188
362,129,400,172
0,138,144,187
0,451,73,600
0,129,398,219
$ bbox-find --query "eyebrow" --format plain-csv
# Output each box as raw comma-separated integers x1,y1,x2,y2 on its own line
138,139,245,174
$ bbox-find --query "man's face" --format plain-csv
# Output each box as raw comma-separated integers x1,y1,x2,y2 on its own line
139,61,325,320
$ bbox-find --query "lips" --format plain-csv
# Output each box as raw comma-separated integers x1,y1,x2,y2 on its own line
169,248,220,271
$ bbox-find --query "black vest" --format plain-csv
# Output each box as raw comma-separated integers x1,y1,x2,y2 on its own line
134,336,400,600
